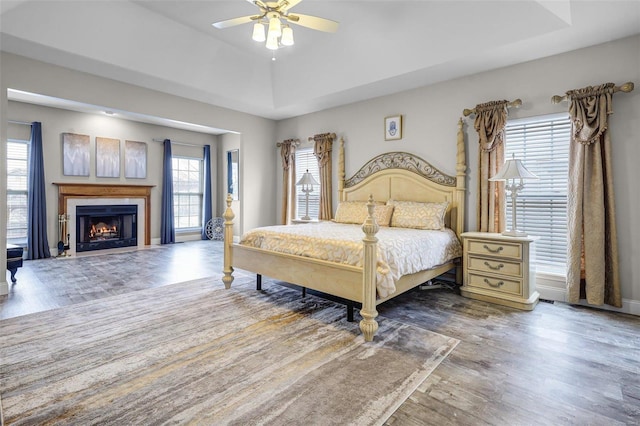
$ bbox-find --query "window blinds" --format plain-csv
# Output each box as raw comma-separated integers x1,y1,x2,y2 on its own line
295,148,321,220
6,140,29,239
505,113,570,274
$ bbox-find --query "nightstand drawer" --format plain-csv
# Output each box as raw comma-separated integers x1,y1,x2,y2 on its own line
467,256,522,277
466,239,522,260
467,272,522,296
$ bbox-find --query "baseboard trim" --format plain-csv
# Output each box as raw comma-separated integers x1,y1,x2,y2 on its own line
579,298,640,316
536,284,566,302
0,280,8,296
537,283,640,316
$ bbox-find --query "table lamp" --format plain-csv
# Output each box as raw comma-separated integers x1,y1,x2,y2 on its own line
489,154,538,237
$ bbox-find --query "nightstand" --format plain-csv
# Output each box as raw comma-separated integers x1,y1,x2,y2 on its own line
460,232,539,310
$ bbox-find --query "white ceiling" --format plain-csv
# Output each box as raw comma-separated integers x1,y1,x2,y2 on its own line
1,0,639,130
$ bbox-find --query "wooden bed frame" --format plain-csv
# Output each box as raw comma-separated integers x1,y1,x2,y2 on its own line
222,119,466,341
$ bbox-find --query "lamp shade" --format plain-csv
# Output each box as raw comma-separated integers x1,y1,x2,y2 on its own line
268,16,282,38
265,32,279,50
296,170,319,186
489,155,538,181
281,26,294,46
252,22,266,42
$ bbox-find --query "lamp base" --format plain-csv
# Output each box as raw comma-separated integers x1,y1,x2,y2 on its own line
300,215,311,221
501,229,528,237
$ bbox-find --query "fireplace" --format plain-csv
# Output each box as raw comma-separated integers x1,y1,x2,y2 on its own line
76,205,138,252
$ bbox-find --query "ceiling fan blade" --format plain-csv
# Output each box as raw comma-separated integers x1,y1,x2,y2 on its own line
278,0,302,12
286,14,339,33
212,15,259,29
247,0,268,10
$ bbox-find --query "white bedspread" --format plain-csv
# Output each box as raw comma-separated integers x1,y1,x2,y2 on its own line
239,222,462,297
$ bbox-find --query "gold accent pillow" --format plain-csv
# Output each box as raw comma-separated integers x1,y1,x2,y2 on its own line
373,204,394,227
334,201,386,225
387,200,449,230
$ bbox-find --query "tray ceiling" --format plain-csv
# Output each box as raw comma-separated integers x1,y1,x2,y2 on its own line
1,1,639,122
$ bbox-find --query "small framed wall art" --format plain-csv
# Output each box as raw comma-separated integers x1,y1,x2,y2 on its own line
62,132,90,176
124,140,147,178
384,115,403,141
96,137,120,178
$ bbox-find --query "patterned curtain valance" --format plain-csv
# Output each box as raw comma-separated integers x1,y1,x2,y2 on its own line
310,133,335,166
278,139,299,170
567,83,615,145
474,100,509,153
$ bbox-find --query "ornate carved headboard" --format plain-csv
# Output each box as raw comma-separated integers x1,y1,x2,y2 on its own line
338,120,467,238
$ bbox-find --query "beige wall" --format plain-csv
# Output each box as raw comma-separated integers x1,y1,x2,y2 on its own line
276,35,640,313
7,101,218,245
0,52,277,264
218,133,241,237
2,35,639,313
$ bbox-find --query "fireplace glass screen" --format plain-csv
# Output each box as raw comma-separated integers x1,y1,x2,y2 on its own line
76,205,137,252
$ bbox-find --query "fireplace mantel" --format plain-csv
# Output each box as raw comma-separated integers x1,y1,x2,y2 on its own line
53,183,154,245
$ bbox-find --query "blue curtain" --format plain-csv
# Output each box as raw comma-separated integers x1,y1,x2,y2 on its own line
26,122,51,259
160,139,175,244
201,145,213,240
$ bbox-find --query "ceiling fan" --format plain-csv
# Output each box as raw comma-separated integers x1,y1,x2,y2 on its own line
212,0,339,50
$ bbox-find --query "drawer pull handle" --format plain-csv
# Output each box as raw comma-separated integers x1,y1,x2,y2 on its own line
484,261,504,271
483,244,503,254
484,278,504,288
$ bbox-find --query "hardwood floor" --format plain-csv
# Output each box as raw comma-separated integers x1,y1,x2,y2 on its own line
2,240,639,425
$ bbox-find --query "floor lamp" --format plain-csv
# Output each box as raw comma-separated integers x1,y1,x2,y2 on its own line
489,154,538,237
296,169,319,221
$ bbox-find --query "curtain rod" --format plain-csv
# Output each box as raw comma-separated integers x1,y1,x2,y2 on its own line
276,138,300,148
152,138,203,148
8,120,32,126
462,99,522,117
551,81,634,104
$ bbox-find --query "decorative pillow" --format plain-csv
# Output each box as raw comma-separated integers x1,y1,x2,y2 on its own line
387,200,449,230
372,204,394,227
334,201,385,225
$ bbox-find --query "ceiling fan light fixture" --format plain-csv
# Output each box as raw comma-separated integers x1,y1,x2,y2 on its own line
268,16,282,38
252,22,266,42
281,26,294,46
266,32,279,50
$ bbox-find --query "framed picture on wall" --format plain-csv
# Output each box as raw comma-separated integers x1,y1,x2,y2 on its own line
384,115,403,141
96,137,120,178
62,132,90,176
124,140,147,178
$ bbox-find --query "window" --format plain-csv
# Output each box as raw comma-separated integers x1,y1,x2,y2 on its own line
172,156,203,230
505,113,570,274
295,148,320,220
7,139,29,242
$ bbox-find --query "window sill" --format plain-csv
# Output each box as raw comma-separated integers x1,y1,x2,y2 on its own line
176,228,201,234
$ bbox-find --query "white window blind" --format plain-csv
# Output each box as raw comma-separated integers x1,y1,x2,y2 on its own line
505,113,570,274
295,148,320,220
7,139,29,241
171,156,203,230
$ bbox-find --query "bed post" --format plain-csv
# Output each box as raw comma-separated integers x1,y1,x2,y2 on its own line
222,194,235,289
455,118,467,284
338,137,345,201
360,195,379,342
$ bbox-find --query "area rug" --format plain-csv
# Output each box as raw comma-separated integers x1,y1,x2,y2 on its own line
0,278,459,425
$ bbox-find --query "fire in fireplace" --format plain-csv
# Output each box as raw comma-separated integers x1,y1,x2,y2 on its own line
76,205,137,252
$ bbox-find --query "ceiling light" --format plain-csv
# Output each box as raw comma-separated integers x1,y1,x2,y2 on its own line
252,22,266,42
266,32,279,50
268,16,282,38
281,26,294,46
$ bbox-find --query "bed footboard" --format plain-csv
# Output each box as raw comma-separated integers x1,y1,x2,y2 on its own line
222,194,234,289
222,194,380,342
